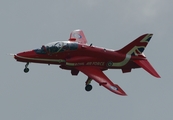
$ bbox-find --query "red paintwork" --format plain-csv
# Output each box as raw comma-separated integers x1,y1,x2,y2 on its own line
14,29,160,96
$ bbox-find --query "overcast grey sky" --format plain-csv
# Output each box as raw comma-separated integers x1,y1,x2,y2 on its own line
1,0,173,120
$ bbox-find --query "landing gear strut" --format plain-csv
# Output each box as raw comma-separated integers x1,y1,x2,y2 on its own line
24,62,29,73
85,77,92,92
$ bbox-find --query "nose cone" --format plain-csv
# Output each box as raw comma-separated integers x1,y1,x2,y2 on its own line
14,50,36,62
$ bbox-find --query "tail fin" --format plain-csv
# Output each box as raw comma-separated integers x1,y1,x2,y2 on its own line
118,34,161,78
117,34,153,56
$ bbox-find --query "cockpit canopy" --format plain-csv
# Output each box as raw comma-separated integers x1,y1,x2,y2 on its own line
34,41,78,54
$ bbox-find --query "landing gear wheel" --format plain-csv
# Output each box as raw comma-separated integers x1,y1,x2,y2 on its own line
24,68,29,73
24,62,29,73
85,84,92,91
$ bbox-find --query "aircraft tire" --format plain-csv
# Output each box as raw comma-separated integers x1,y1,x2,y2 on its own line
24,68,29,73
85,84,92,91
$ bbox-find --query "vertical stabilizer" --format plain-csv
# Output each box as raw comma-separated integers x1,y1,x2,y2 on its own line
117,34,153,56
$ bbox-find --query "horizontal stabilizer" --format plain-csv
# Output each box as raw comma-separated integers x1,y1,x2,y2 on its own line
133,59,160,78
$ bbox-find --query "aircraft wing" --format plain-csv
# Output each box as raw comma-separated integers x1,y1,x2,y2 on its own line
75,66,127,96
69,29,87,44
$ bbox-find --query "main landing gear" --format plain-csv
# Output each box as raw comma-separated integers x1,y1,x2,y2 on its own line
85,77,92,92
24,62,29,73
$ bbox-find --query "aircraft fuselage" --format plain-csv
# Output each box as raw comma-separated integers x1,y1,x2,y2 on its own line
14,41,139,71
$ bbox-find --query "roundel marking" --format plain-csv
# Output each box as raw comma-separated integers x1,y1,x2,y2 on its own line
110,86,118,91
107,61,113,67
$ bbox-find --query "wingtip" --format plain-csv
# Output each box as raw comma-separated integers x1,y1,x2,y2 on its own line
118,92,127,96
119,91,127,96
113,84,127,96
155,74,161,78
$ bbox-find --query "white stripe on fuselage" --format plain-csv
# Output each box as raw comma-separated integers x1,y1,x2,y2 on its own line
15,55,65,63
112,54,131,67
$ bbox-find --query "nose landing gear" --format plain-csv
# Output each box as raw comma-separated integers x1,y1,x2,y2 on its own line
24,62,29,73
85,77,92,92
85,84,92,91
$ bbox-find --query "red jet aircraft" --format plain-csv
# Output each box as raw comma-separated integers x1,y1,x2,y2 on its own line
14,29,160,96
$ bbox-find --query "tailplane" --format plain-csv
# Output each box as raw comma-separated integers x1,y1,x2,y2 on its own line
133,59,160,78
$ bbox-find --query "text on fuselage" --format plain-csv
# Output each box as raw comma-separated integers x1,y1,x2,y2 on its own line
86,62,105,66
